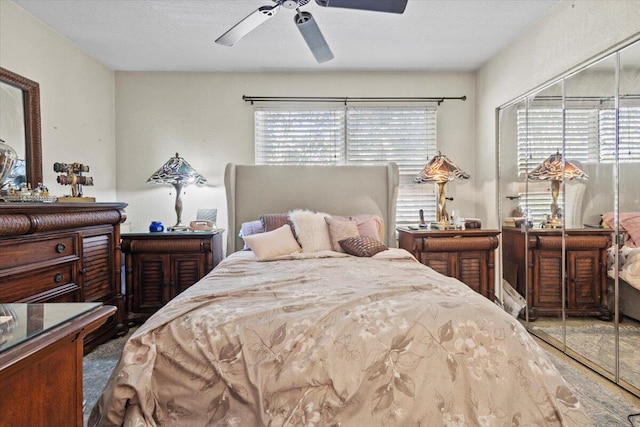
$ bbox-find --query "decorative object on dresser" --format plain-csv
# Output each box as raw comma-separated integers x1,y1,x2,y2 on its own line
0,202,128,351
53,161,95,202
527,151,588,229
121,230,224,324
502,226,612,320
0,302,115,427
0,139,17,190
413,151,470,229
397,227,500,300
147,152,207,231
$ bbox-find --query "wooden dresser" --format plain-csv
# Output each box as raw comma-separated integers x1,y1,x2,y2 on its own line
0,202,128,349
0,303,115,427
501,226,612,320
397,228,500,300
121,230,224,323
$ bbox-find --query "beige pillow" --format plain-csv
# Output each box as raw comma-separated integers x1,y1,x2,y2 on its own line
325,217,360,252
288,209,333,252
331,214,385,242
243,224,301,260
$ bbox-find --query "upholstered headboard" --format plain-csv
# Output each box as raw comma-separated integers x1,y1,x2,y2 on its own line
224,163,399,254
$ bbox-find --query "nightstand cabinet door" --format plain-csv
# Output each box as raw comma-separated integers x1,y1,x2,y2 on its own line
133,254,171,313
172,253,208,296
568,250,602,309
419,251,453,277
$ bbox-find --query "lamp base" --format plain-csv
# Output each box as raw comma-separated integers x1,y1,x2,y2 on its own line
168,225,189,232
542,217,563,229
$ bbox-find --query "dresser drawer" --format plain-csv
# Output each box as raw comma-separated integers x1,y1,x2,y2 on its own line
0,234,77,270
0,262,78,302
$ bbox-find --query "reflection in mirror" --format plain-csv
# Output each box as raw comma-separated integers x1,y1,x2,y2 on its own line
498,38,640,397
0,67,42,190
560,52,617,381
617,40,640,395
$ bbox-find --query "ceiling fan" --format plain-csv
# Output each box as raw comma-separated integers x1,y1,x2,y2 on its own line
215,0,408,64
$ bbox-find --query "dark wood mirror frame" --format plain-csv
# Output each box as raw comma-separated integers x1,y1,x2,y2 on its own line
0,67,43,186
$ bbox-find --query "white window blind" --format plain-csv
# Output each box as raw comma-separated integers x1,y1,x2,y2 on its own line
516,107,598,221
254,107,437,228
517,108,598,176
255,109,344,165
599,107,640,162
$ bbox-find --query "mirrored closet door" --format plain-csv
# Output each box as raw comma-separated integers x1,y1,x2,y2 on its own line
497,38,640,397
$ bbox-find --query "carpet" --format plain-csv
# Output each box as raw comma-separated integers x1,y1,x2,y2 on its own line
532,321,640,389
83,329,640,426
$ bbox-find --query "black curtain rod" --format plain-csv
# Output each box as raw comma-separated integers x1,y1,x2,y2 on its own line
242,95,467,106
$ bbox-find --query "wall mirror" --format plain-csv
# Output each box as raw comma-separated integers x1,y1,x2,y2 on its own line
497,37,640,397
0,67,42,189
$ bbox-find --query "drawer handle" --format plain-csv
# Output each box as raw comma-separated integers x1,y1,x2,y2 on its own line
55,243,67,253
54,273,63,283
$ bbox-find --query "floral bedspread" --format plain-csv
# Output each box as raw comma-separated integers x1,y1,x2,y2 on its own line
89,249,591,426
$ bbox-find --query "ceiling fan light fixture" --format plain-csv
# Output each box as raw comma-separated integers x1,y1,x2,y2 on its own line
314,0,408,14
294,11,334,63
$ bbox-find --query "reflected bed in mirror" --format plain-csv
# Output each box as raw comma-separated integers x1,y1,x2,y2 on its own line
0,67,42,191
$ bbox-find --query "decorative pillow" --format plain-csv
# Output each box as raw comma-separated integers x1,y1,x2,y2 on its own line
339,236,388,257
260,213,291,232
239,220,265,250
325,217,360,252
331,214,385,242
288,209,333,253
243,224,301,261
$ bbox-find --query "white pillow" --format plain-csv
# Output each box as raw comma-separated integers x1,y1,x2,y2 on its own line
243,224,301,260
288,209,333,253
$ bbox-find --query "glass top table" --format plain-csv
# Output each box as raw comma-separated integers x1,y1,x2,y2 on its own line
0,302,102,353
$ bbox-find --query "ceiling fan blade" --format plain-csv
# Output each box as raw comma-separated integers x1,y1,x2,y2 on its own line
314,0,407,14
294,11,334,64
215,4,279,46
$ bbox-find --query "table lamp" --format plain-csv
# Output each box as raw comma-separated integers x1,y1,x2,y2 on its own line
147,153,207,231
413,151,470,228
527,150,588,228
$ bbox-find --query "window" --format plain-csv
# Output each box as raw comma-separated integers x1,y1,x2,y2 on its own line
255,107,437,227
599,107,640,162
515,106,640,220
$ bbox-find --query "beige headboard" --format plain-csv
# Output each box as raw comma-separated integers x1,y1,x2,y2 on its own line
225,163,399,254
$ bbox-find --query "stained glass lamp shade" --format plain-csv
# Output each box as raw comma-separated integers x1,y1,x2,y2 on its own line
147,153,207,230
413,152,470,227
527,151,588,228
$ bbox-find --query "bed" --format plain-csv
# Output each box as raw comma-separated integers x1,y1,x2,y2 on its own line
603,212,640,321
89,163,590,426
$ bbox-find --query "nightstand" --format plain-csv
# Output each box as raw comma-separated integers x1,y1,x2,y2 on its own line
502,226,612,320
397,228,500,300
121,230,224,323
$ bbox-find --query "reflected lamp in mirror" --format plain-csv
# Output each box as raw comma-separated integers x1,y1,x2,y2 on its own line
413,151,470,228
147,153,207,231
527,151,588,228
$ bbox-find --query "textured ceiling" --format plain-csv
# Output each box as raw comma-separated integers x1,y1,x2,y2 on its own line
13,0,558,72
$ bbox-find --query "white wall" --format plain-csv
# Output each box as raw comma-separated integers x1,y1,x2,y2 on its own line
475,0,640,228
0,1,117,201
115,71,475,234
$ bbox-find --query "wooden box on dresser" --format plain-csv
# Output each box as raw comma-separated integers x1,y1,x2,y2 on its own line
0,202,128,350
397,228,501,301
501,226,612,320
121,230,224,324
